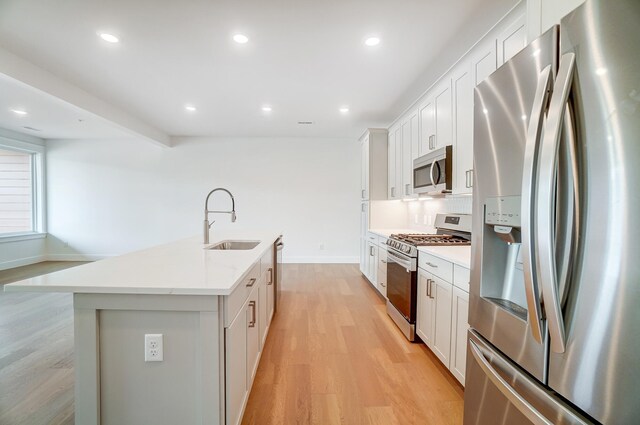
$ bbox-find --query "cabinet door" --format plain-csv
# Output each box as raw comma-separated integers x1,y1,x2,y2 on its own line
419,99,435,156
366,242,377,284
434,79,453,151
377,247,388,298
416,269,434,347
387,128,397,199
394,126,403,199
432,275,453,368
471,40,497,87
266,266,275,324
450,287,470,386
452,60,474,194
226,300,248,425
360,201,368,238
401,112,418,198
246,286,260,389
259,273,268,347
360,136,369,200
498,14,527,65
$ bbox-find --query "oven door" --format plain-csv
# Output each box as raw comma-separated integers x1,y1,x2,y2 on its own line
386,249,418,323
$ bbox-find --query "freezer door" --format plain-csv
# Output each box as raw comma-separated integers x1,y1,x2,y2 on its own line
544,1,640,423
470,28,557,382
464,330,592,425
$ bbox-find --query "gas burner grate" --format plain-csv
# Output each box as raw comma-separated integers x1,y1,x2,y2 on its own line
390,233,471,246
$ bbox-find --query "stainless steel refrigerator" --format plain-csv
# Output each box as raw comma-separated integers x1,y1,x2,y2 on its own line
465,0,639,424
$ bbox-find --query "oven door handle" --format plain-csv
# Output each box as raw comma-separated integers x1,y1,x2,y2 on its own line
387,250,413,270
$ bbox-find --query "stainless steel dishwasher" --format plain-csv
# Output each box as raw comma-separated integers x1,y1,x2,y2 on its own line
274,236,283,312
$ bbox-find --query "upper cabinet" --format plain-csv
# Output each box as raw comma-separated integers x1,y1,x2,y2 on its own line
498,15,527,65
471,39,497,88
419,78,452,157
452,60,473,194
387,125,403,200
360,129,388,201
401,111,419,199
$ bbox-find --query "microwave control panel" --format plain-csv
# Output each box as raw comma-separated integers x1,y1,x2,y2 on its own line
485,196,521,227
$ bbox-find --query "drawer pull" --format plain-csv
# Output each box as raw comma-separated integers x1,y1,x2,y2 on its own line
246,278,257,287
426,262,438,268
268,268,273,285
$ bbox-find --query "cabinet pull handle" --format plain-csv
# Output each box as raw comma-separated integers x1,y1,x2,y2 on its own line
465,170,470,188
362,189,365,199
468,169,473,188
268,268,273,285
381,282,386,287
381,260,387,264
426,262,438,268
246,278,256,287
248,301,256,327
426,279,430,297
429,279,435,299
405,183,410,196
370,246,375,256
391,187,395,198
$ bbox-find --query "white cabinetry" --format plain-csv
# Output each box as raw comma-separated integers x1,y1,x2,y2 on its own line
452,60,474,194
416,251,470,386
377,245,388,298
401,111,419,198
471,40,497,87
450,286,470,385
360,129,388,201
366,241,378,284
225,254,276,425
387,125,402,200
419,79,452,156
498,14,527,65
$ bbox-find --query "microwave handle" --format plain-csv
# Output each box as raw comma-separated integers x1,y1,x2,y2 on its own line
429,159,437,186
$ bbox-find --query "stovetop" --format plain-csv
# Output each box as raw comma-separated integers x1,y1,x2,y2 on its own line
390,233,471,246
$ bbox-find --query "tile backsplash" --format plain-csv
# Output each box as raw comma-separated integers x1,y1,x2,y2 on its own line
406,195,472,232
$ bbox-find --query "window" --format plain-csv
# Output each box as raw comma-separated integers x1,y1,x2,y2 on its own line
0,148,33,234
0,136,45,239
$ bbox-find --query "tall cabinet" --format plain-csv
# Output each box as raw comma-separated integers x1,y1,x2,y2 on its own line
359,129,388,275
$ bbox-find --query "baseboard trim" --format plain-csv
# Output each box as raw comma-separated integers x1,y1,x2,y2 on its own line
0,255,47,271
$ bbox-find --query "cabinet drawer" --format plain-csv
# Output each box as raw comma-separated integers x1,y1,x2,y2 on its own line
453,265,470,292
366,232,379,245
225,263,260,327
418,252,453,282
260,246,274,276
377,247,388,270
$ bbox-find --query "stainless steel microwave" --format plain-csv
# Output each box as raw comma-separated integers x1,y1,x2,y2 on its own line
412,145,453,195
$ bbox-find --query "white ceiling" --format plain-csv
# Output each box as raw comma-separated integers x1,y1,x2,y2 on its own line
0,0,518,139
0,74,135,140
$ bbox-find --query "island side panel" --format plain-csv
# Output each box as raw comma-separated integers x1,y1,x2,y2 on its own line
74,305,101,425
73,293,221,425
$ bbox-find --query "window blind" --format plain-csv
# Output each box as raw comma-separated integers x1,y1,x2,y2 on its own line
0,148,33,234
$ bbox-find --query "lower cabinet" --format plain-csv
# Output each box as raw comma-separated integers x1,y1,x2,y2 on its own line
377,246,388,298
450,286,470,385
416,253,470,386
225,249,276,425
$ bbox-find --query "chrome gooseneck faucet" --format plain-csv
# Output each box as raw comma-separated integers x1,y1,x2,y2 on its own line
203,188,236,244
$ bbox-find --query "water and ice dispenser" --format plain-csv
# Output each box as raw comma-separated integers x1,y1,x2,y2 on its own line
481,196,528,319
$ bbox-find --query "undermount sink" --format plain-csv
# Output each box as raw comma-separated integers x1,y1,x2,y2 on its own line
206,240,261,250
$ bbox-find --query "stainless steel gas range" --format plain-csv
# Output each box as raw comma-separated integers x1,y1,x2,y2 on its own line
385,214,471,341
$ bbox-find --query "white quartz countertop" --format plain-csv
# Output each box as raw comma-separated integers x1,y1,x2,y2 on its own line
418,245,471,269
4,230,281,296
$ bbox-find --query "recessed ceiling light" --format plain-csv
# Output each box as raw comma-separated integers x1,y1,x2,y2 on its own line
233,34,249,44
185,105,197,112
261,105,272,112
364,37,380,47
339,107,349,113
10,108,27,116
99,33,119,43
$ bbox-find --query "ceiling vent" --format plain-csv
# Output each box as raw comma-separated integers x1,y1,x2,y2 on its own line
297,121,314,125
23,126,41,132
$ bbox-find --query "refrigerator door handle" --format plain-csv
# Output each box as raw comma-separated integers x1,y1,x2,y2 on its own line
520,64,553,344
469,340,554,425
538,52,576,354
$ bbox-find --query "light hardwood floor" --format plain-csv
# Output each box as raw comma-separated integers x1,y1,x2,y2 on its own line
0,262,463,425
0,262,87,425
242,264,464,425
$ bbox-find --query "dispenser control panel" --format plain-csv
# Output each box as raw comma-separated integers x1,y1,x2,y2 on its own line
485,196,521,227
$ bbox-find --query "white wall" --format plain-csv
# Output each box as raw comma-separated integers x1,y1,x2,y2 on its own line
45,136,360,263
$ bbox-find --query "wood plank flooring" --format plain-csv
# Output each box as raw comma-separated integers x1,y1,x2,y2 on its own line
0,262,463,425
242,264,464,425
0,262,87,425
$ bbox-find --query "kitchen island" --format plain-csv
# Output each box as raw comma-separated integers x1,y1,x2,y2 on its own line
4,230,282,425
